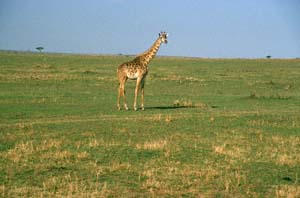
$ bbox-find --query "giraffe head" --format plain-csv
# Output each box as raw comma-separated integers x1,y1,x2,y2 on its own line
159,32,168,44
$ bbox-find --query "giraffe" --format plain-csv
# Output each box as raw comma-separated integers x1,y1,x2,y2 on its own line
117,32,168,111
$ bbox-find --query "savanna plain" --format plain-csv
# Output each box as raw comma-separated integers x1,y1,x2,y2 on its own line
0,51,300,197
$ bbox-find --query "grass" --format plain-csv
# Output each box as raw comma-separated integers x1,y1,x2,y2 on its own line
1,51,300,197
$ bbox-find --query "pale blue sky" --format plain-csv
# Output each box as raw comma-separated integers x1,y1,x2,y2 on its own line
0,0,299,58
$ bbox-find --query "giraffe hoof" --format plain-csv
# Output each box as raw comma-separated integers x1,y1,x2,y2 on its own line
124,105,129,110
141,107,145,111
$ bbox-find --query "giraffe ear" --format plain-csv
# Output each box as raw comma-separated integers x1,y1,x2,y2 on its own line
159,32,161,37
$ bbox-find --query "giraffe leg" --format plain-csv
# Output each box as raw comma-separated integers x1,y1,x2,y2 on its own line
117,75,128,110
117,84,121,110
118,86,127,110
121,83,128,110
141,80,145,111
134,78,142,111
123,88,128,110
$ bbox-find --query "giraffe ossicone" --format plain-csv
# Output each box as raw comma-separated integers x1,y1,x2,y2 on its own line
117,32,168,111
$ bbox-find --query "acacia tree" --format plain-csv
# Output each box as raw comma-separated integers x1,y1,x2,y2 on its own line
266,55,271,59
36,47,44,52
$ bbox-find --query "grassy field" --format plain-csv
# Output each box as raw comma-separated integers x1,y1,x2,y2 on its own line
1,51,300,197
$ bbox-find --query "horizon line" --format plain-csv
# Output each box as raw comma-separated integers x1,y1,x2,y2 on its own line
0,49,299,60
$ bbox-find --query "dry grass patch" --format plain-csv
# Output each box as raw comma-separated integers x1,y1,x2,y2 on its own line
39,174,110,197
142,169,164,190
158,74,205,83
88,139,102,148
140,162,223,197
173,99,193,108
50,150,73,161
277,154,297,166
136,139,168,150
5,141,34,163
38,139,62,150
77,151,90,160
2,139,67,163
0,185,5,197
164,115,172,123
108,161,131,172
173,99,207,109
271,135,300,147
247,115,300,129
153,114,162,121
0,73,80,82
3,186,43,198
275,185,300,198
213,144,250,162
213,131,251,161
88,138,122,148
262,135,300,166
178,165,220,183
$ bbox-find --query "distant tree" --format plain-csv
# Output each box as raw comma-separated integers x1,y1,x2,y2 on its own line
36,47,44,53
266,55,271,59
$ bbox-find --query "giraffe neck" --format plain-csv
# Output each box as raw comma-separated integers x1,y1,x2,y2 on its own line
136,38,162,66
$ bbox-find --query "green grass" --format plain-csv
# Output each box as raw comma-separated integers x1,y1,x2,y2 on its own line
1,51,300,197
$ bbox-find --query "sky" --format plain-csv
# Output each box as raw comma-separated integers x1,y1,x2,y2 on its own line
0,0,299,58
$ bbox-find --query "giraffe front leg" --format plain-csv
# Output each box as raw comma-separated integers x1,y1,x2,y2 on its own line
134,78,142,111
141,81,145,111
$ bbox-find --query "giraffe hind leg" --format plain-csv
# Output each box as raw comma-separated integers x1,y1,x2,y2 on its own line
117,83,121,110
123,88,128,110
117,85,128,110
120,85,128,110
117,75,128,110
